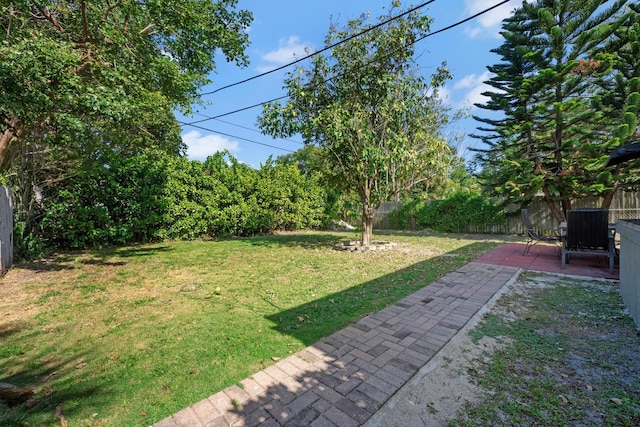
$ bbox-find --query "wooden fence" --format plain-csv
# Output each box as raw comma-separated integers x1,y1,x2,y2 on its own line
0,186,13,276
373,192,640,235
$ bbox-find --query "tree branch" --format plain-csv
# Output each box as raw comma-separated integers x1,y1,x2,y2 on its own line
31,1,66,35
80,1,90,43
102,0,120,23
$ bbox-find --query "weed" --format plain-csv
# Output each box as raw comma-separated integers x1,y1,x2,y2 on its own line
455,275,640,426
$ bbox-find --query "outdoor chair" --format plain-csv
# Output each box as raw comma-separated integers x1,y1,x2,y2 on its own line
561,208,615,274
522,209,561,255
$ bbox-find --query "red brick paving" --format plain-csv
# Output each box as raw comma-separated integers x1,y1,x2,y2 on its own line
476,242,618,280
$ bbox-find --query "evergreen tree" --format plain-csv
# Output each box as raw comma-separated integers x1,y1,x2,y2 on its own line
474,0,630,221
597,3,640,201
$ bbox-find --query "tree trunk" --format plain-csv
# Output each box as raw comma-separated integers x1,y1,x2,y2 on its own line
601,167,621,210
0,117,23,173
542,187,565,222
361,203,375,246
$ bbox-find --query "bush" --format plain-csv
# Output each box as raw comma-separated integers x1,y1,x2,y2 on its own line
416,192,506,233
28,150,329,254
385,193,505,233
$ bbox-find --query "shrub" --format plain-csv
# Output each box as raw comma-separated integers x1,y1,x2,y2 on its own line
416,192,506,233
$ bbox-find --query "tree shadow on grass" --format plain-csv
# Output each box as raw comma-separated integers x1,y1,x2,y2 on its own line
242,232,350,249
152,241,506,427
265,242,491,346
97,244,174,259
7,245,174,274
0,350,102,425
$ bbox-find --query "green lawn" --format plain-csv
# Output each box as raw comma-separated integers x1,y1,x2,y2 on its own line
0,231,505,426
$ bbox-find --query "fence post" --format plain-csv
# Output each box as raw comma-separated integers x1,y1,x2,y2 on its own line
0,186,14,276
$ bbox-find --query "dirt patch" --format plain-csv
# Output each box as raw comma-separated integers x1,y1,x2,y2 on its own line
365,270,519,427
367,272,640,426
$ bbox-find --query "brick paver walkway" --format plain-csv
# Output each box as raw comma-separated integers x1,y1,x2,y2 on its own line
153,262,520,427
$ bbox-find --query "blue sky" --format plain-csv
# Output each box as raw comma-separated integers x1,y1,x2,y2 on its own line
177,0,521,167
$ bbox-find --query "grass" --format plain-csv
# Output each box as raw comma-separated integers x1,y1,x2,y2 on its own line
0,230,504,426
454,272,640,426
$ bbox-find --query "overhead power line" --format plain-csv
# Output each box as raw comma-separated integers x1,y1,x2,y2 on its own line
200,0,438,96
179,120,296,153
194,113,305,145
182,0,514,128
418,0,512,38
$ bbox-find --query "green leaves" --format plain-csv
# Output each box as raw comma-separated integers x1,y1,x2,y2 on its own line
474,0,633,218
258,1,453,244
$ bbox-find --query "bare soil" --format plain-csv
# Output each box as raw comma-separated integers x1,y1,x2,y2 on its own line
367,272,640,426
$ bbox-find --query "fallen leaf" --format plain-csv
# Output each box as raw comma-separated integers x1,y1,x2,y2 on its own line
558,394,568,405
76,363,87,369
610,397,623,405
0,382,35,405
297,316,304,322
55,403,68,427
25,398,39,407
586,384,593,391
140,411,147,417
271,357,281,362
42,372,58,382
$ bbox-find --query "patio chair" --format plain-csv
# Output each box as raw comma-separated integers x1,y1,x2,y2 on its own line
522,209,561,255
561,208,615,274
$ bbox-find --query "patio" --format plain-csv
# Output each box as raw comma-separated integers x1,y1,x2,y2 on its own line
476,242,619,280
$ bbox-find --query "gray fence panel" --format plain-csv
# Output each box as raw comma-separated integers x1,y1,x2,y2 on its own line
0,186,13,276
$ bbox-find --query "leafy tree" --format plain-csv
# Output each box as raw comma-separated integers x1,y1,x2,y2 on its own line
259,2,452,245
255,159,326,233
31,149,328,250
1,0,252,169
473,0,630,221
1,0,252,240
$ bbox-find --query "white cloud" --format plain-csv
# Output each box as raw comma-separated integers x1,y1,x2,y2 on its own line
463,0,520,39
435,85,453,105
182,130,240,161
444,71,494,110
256,36,313,73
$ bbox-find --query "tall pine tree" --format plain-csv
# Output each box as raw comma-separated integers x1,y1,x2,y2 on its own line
474,0,630,221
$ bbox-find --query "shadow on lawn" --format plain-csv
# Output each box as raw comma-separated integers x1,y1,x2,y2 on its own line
265,241,492,346
172,241,501,427
244,232,348,249
101,244,174,259
9,245,174,274
0,350,101,424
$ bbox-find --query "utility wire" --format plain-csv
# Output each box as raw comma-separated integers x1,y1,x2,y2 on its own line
183,0,514,127
194,113,305,145
418,0,512,38
187,95,287,124
179,120,296,153
200,0,438,96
